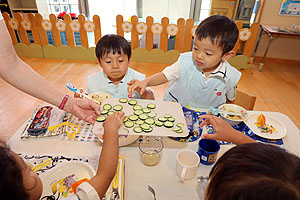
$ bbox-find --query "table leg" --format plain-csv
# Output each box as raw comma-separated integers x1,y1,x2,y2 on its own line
258,31,274,72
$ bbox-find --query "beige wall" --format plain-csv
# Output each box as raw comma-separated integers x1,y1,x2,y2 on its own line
255,0,300,60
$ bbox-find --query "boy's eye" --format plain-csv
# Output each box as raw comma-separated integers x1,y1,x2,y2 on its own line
193,47,198,51
206,52,212,56
119,60,124,62
105,61,111,63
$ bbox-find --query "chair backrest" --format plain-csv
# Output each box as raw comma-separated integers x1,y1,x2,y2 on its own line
233,90,256,110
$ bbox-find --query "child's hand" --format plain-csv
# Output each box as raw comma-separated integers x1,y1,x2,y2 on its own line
127,79,148,96
199,114,238,143
103,112,126,132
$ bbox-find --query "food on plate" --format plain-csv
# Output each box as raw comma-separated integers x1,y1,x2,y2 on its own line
89,93,110,104
254,113,276,134
223,110,243,121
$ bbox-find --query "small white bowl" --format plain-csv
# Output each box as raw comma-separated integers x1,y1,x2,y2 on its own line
218,104,248,126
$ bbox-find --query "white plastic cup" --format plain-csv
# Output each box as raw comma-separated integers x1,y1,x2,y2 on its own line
176,149,200,183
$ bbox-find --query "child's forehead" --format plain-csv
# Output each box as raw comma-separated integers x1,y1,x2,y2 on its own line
194,36,222,49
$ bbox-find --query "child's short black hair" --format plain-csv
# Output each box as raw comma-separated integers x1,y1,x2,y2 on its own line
95,34,131,61
195,15,239,55
207,143,300,200
0,144,28,199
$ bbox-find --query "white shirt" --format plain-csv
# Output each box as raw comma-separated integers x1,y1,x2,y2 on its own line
163,59,237,101
63,182,100,200
0,11,3,20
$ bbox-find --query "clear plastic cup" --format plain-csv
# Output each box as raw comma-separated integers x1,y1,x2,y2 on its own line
139,137,164,166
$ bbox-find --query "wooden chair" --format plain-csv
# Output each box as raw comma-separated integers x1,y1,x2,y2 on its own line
232,90,257,110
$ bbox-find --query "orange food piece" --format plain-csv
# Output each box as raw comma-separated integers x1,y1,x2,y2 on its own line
71,178,89,194
255,113,266,126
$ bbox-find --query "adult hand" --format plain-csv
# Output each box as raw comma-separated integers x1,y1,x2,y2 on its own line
65,97,100,124
127,79,148,96
199,115,255,145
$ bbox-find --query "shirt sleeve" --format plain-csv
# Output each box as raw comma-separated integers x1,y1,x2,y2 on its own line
226,85,237,101
0,11,3,21
162,60,180,81
76,182,100,200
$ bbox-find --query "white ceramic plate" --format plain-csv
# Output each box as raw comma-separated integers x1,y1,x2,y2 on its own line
245,113,287,139
41,161,95,197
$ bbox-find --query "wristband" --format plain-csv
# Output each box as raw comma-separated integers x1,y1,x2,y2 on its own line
59,94,69,110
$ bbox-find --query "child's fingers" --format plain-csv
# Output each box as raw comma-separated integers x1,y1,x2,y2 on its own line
199,120,211,128
201,133,216,140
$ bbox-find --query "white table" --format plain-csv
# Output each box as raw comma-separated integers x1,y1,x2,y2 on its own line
8,111,300,200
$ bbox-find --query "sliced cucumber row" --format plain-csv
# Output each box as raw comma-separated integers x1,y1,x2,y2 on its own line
97,98,186,134
96,115,106,122
128,99,137,106
119,98,128,103
113,104,123,111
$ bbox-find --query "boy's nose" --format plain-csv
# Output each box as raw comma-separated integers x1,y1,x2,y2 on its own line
196,53,204,60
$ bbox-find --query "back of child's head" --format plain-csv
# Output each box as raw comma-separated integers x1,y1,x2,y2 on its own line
0,144,28,199
95,34,131,62
206,143,300,200
195,15,239,55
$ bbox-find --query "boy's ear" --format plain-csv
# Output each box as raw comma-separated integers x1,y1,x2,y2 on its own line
97,59,102,67
222,51,235,61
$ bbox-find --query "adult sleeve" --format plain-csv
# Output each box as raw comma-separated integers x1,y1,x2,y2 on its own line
0,11,3,20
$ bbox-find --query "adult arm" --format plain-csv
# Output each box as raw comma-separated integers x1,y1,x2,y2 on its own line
0,21,100,124
199,114,256,145
88,112,125,198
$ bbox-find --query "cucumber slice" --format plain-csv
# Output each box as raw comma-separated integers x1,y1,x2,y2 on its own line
135,120,144,125
96,115,106,122
133,126,143,133
175,129,183,133
147,103,156,109
168,117,175,122
128,114,139,121
124,121,134,128
155,120,164,127
133,105,142,110
124,117,128,122
113,104,123,111
143,126,153,133
107,111,114,116
142,108,151,113
140,123,150,130
134,109,144,115
176,123,184,127
103,104,112,110
100,109,108,115
172,127,181,132
164,121,174,128
145,118,155,125
128,99,137,106
119,98,128,103
158,117,167,122
148,113,156,118
164,114,172,118
139,114,148,120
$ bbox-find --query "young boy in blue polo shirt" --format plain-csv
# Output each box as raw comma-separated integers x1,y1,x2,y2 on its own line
88,34,154,99
128,15,241,108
